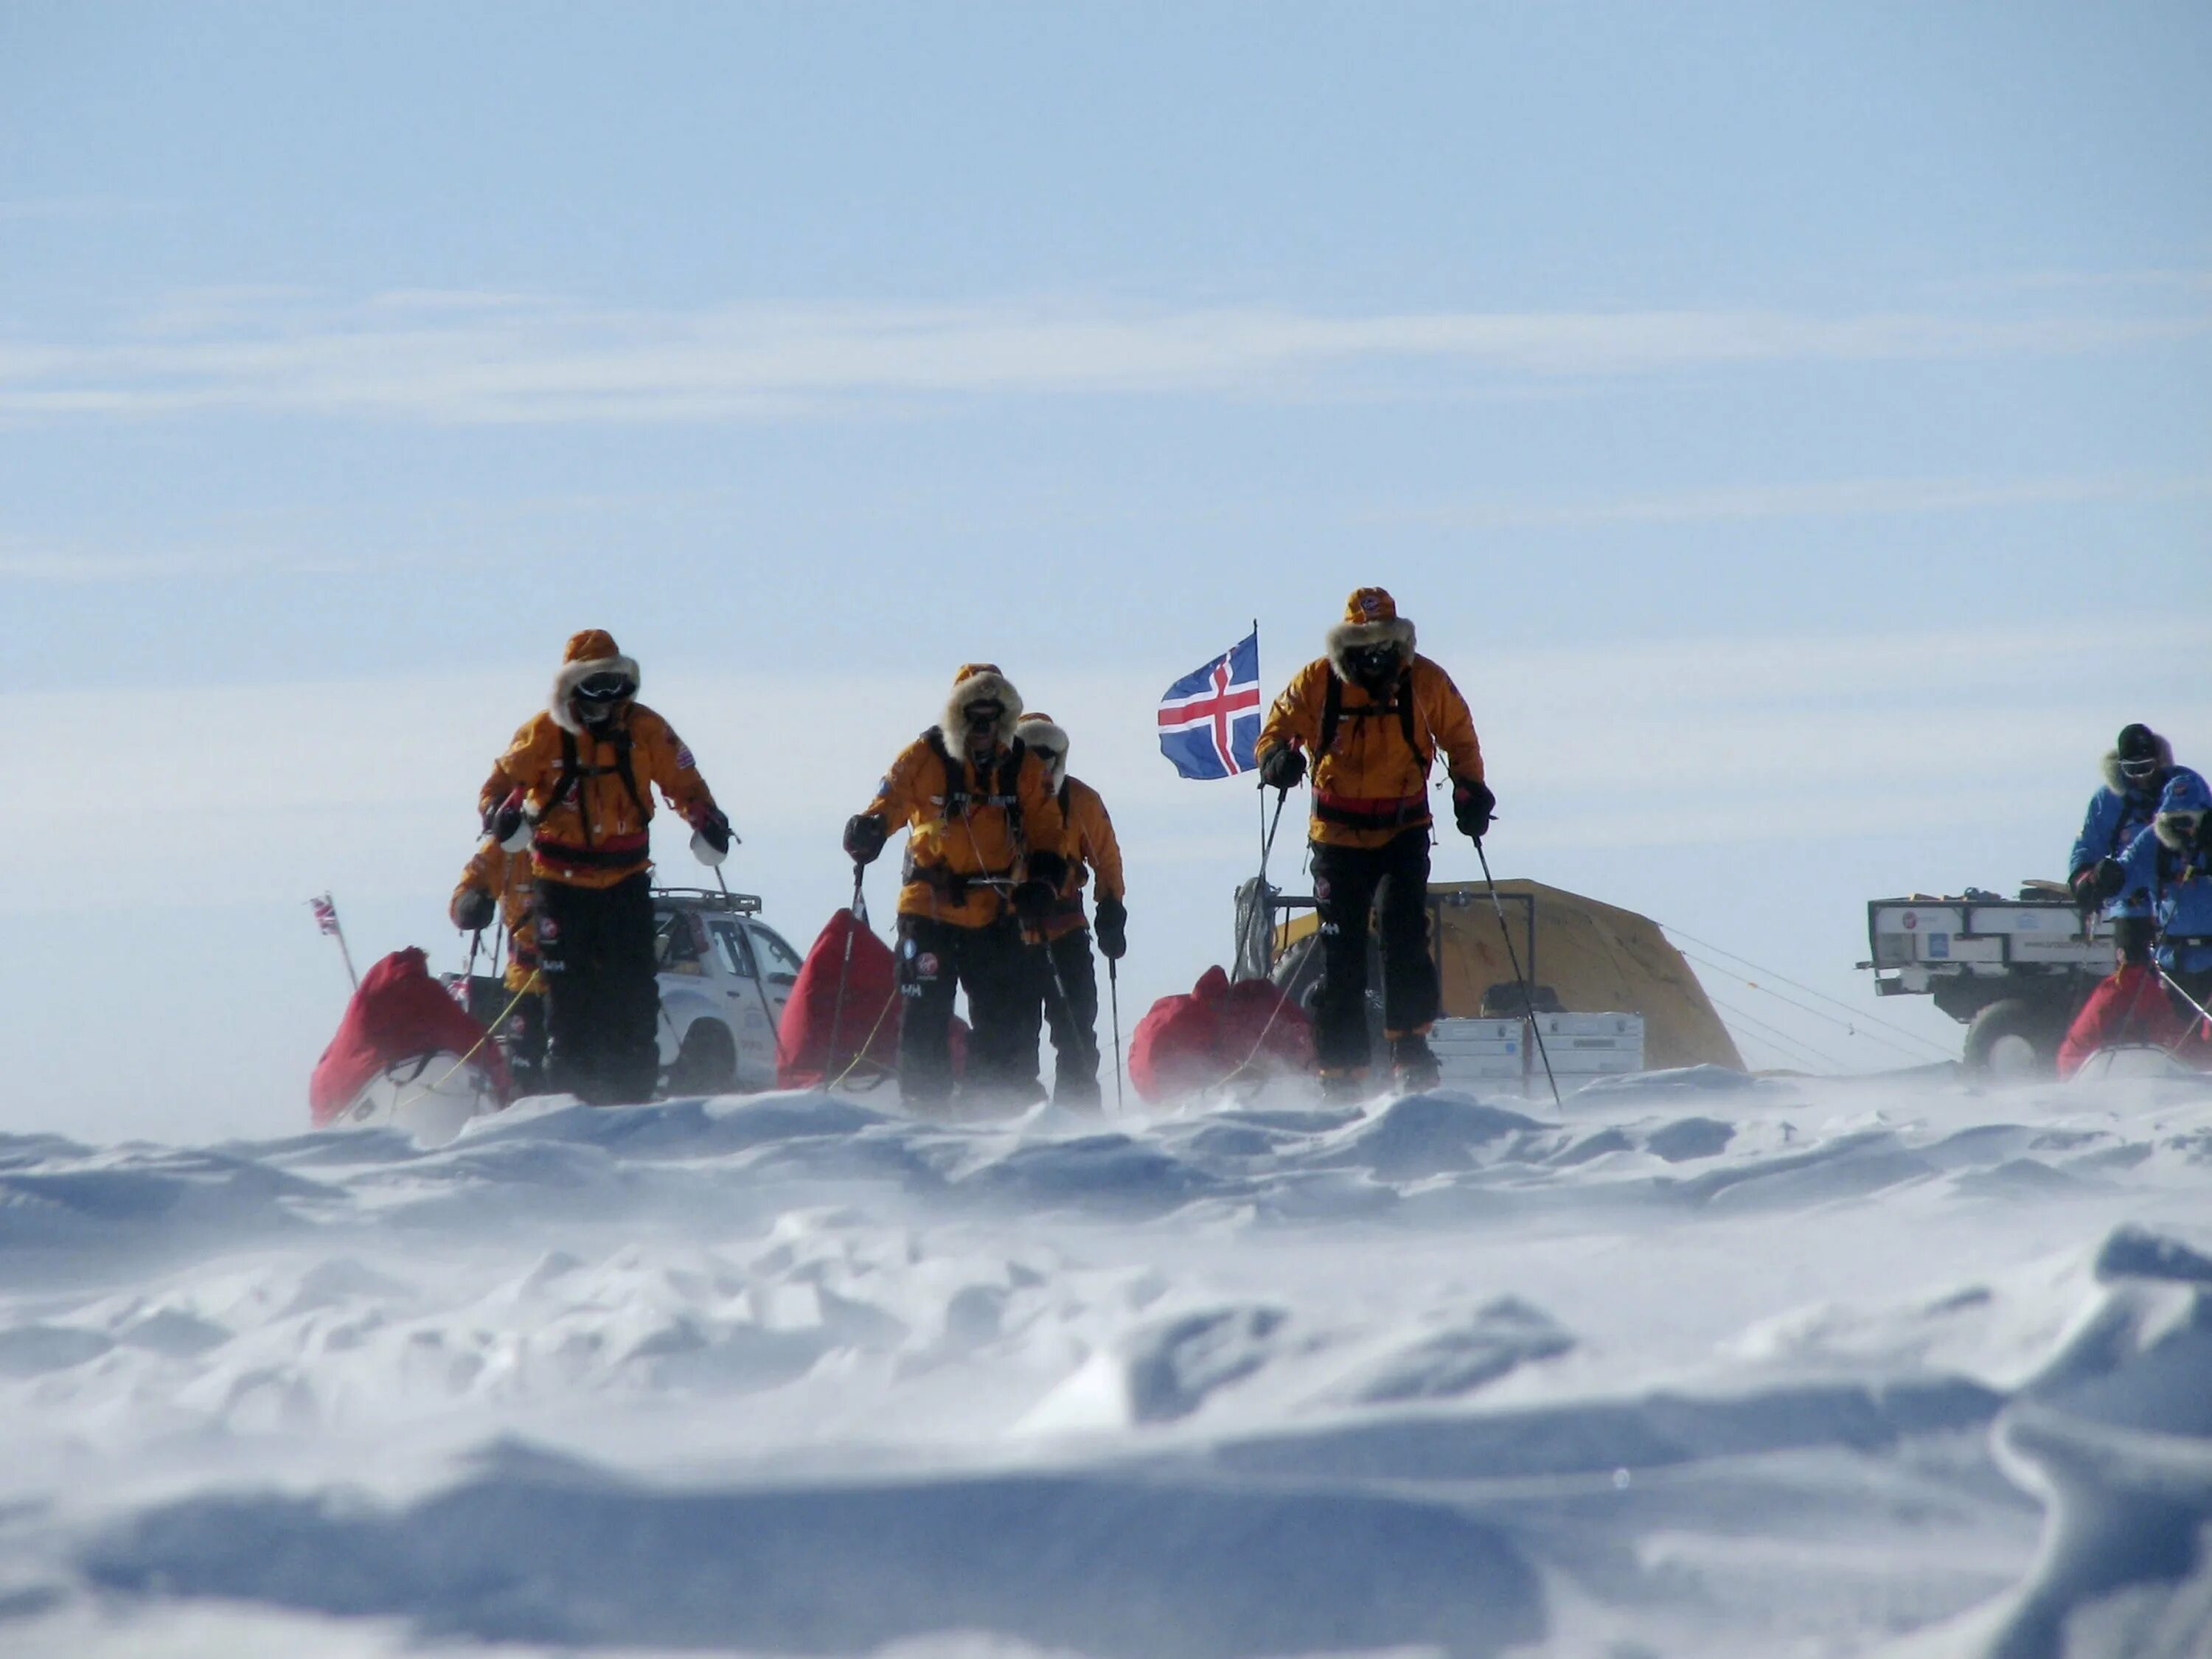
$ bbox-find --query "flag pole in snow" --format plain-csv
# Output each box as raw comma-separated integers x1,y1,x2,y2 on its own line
311,892,359,989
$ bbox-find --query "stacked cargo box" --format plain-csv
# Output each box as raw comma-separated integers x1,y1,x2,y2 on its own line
1429,1013,1645,1094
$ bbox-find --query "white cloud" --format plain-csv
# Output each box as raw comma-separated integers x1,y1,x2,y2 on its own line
1,288,2203,425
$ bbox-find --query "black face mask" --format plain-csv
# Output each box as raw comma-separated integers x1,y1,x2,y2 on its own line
963,700,1005,741
1349,646,1399,687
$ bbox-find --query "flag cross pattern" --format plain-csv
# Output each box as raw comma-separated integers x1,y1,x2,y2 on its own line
1157,630,1262,780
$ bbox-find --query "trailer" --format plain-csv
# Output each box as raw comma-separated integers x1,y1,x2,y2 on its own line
1860,884,2115,1075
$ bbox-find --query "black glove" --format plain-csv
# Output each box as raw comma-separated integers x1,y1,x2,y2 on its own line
1093,893,1127,960
1258,745,1307,791
451,886,496,933
694,807,734,856
484,792,530,851
844,814,888,866
2086,858,2126,904
1012,878,1058,927
1453,776,1496,841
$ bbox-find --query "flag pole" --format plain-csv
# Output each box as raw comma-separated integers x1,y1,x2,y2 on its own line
313,892,360,989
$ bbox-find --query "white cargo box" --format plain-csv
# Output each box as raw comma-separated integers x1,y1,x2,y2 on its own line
1431,1018,1526,1045
1540,1051,1641,1076
1431,1017,1525,1082
1533,1013,1644,1039
1531,1012,1644,1072
1439,1053,1529,1081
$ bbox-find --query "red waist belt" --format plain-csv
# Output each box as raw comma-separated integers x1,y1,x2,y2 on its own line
1313,790,1430,830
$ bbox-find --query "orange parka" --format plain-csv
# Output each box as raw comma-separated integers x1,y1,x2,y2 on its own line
451,838,541,992
1256,590,1484,850
480,630,720,889
1011,714,1126,942
1033,776,1124,941
857,667,1067,929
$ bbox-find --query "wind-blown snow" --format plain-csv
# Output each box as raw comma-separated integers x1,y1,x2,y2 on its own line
2,1070,2210,1657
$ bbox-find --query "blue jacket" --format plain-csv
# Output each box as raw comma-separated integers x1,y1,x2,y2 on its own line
2071,748,2203,919
2117,773,2212,973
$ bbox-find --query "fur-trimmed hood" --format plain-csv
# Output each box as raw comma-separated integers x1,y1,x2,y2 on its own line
549,628,641,735
2101,729,2174,795
2154,770,2211,849
1326,613,1417,683
939,664,1023,753
1015,712,1070,790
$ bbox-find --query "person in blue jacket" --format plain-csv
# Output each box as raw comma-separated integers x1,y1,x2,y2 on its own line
2112,770,2212,1004
2070,723,2202,965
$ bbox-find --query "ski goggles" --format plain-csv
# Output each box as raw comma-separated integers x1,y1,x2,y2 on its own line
574,672,636,703
2166,810,2204,835
2119,755,2162,782
962,700,1006,729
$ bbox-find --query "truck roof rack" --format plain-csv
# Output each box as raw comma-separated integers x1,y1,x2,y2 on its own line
651,886,762,914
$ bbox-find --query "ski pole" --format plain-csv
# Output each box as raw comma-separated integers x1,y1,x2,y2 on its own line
1475,837,1561,1110
2157,961,2212,1029
823,864,866,1092
1109,956,1125,1114
713,863,787,1081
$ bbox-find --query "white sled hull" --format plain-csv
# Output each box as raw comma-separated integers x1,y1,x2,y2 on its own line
2068,1044,2204,1083
335,1051,504,1146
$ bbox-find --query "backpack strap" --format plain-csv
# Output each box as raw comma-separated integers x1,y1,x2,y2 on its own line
1315,667,1430,773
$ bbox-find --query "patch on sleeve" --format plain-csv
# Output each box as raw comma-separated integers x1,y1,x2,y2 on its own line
675,741,697,771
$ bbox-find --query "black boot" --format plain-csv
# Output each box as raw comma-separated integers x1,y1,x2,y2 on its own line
1391,1032,1441,1092
1319,1068,1371,1103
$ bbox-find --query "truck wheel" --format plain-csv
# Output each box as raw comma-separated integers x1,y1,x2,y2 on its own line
1963,998,2059,1078
666,1019,737,1096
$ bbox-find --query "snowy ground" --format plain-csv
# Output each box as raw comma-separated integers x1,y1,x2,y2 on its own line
2,1068,2210,1658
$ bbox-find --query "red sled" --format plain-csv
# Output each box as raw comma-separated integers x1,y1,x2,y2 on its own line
2057,962,2212,1078
310,947,509,1124
776,907,902,1090
1129,965,1313,1104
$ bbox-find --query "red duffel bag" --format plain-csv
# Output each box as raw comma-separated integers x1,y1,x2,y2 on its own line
1129,966,1312,1103
310,947,509,1124
776,907,902,1089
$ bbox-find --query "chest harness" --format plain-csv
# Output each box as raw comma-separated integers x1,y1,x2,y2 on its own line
537,726,650,868
1312,668,1435,831
905,730,1029,902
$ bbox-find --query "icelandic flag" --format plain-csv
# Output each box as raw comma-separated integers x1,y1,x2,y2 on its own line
1158,630,1262,780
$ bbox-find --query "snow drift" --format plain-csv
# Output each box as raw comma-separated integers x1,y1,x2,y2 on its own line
2,1068,2210,1657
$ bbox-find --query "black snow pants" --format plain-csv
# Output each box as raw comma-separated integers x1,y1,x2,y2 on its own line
535,871,661,1106
1027,928,1102,1108
897,914,1043,1111
1310,828,1438,1076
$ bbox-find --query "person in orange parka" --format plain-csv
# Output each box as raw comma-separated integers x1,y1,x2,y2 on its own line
1253,588,1489,1096
479,628,732,1105
842,664,1068,1110
1012,712,1127,1109
451,836,548,1096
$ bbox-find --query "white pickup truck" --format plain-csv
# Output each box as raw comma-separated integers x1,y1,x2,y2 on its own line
1861,886,2115,1074
651,887,808,1094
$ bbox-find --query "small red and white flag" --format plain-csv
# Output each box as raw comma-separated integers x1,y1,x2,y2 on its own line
310,894,341,936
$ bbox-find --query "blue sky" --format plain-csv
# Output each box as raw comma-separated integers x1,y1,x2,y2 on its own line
3,2,2208,1134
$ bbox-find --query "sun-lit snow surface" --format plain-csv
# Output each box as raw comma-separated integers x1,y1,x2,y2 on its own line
3,1068,2211,1658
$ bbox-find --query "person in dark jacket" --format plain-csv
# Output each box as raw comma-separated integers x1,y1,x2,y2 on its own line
2114,771,2212,1008
2069,723,2203,967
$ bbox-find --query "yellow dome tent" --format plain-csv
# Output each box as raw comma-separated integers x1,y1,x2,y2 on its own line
1271,879,1744,1072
